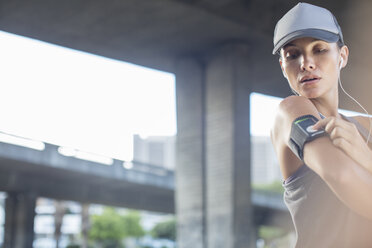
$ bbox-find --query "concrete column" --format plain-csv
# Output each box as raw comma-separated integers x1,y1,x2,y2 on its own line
4,192,36,248
4,193,16,248
205,44,255,248
175,57,206,248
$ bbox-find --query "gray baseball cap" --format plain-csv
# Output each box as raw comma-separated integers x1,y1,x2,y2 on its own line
272,2,344,54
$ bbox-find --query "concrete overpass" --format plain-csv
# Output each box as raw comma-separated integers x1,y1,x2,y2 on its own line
0,142,174,214
1,0,371,247
0,134,290,247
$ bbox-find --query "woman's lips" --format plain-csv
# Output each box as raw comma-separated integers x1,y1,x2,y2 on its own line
302,78,320,84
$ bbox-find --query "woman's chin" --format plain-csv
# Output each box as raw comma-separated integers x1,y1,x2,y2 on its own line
300,90,322,99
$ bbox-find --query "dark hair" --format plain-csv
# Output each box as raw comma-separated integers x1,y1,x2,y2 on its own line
337,39,345,49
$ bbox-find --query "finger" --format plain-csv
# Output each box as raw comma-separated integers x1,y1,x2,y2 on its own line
324,117,353,134
330,126,349,140
329,123,363,149
324,117,338,133
332,137,353,153
329,124,356,140
313,118,331,130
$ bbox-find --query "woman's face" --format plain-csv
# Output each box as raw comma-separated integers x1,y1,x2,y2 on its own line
279,37,348,99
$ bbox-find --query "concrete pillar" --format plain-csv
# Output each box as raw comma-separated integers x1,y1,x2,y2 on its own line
175,57,206,248
4,193,16,248
175,43,255,248
4,192,36,248
205,44,255,248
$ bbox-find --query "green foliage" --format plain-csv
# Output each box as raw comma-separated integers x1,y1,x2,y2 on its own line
88,207,145,248
258,225,286,243
252,180,284,194
122,210,145,238
151,218,176,241
66,245,80,248
89,208,126,241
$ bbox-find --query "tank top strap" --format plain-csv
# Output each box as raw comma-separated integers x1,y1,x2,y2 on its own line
340,113,372,143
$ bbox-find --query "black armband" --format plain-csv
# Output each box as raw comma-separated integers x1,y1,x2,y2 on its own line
289,115,327,161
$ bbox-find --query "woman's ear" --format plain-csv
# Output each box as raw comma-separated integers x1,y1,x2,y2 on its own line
340,45,349,69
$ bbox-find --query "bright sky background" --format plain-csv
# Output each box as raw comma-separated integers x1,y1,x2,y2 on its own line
0,30,176,161
0,30,360,161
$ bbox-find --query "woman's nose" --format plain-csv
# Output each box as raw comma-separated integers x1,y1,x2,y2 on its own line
300,56,316,71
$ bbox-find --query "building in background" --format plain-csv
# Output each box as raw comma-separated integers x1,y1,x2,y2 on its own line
133,134,281,184
251,136,281,184
133,135,176,170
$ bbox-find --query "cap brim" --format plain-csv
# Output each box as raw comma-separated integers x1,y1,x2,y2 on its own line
272,29,340,54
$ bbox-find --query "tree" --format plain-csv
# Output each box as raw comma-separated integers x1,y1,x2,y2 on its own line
151,218,176,241
88,207,126,248
88,207,145,248
122,210,145,238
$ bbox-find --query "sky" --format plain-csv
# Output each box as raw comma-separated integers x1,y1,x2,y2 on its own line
0,30,177,161
0,30,360,162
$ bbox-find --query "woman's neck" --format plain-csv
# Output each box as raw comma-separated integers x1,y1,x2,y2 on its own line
310,89,341,118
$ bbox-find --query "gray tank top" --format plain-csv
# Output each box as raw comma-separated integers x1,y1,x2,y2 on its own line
283,114,372,247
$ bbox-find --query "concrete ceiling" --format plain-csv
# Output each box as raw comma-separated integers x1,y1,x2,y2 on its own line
0,0,289,72
2,0,372,111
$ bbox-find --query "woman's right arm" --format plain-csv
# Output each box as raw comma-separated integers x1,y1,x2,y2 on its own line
271,95,372,220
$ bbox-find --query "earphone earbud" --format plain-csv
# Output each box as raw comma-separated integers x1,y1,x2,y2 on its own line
340,57,344,69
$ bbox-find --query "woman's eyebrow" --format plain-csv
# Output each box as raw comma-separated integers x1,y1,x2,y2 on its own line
283,39,323,50
283,43,296,50
310,38,323,44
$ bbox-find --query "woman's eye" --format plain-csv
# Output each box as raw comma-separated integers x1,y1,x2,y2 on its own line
314,48,327,54
285,51,299,60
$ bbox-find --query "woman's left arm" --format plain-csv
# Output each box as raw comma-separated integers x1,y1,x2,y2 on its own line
313,116,372,173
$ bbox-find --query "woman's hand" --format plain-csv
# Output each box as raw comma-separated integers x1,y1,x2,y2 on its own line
313,116,372,173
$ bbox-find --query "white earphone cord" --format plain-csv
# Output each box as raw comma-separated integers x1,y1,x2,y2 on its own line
338,77,372,144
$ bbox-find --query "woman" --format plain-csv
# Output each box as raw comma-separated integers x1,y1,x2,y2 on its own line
271,2,372,247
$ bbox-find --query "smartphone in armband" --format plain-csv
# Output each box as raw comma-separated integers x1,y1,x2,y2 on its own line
289,115,327,160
